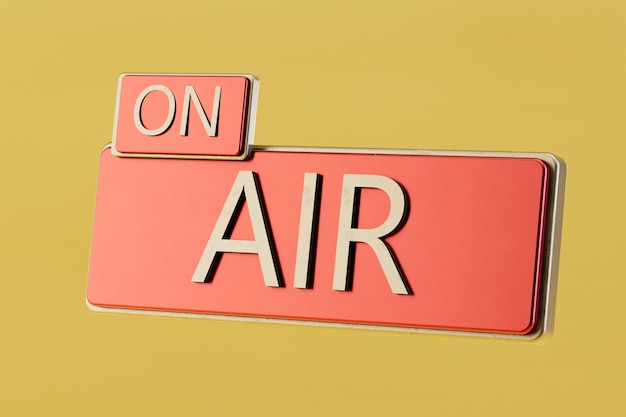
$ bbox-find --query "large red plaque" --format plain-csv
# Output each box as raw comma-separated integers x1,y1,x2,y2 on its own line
87,145,564,338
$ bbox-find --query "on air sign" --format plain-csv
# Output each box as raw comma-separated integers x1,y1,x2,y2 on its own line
87,73,566,339
112,74,257,159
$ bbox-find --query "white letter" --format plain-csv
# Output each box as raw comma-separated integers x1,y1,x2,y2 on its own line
333,174,411,295
179,85,221,137
191,171,282,287
293,173,322,289
133,85,176,136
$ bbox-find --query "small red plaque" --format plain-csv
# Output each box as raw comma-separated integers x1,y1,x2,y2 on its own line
112,74,257,159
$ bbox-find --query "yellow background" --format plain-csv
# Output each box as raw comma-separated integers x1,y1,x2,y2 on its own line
1,1,624,416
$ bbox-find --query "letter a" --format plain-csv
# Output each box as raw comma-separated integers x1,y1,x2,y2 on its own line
191,171,283,287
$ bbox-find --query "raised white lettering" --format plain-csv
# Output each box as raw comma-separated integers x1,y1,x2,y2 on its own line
333,174,411,295
179,85,221,137
133,85,176,136
191,170,282,287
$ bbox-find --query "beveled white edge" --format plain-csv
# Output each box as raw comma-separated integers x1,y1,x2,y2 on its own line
111,73,259,160
88,145,566,341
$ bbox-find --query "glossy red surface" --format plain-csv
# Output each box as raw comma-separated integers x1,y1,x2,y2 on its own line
88,148,549,334
113,74,250,157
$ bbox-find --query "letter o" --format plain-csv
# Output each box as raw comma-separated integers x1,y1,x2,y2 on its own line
133,85,176,136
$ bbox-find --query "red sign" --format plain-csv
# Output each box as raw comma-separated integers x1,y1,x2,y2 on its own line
88,145,564,338
112,74,257,159
88,74,565,338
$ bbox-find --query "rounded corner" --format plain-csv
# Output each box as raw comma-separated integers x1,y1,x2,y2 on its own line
85,297,99,312
117,73,131,83
245,74,260,84
101,143,113,155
